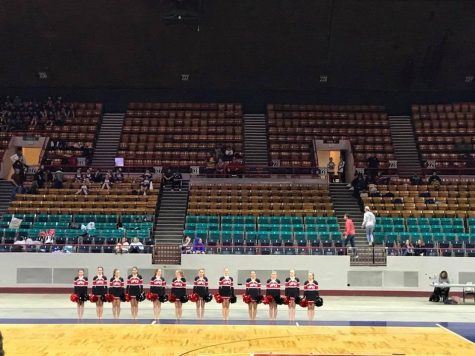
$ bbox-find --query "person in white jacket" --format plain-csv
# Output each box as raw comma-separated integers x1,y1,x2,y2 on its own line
362,206,376,245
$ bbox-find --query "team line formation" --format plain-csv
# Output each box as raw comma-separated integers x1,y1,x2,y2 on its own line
71,267,323,321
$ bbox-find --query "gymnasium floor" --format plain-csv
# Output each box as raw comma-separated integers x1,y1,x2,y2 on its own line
0,294,474,355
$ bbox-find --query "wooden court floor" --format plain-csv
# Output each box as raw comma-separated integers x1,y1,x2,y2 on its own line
1,324,474,356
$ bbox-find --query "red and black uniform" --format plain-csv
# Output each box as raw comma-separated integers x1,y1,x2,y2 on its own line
92,275,108,296
266,279,281,299
127,274,144,298
218,276,234,299
73,277,89,300
171,277,187,299
303,280,319,303
150,276,166,297
245,278,261,301
284,277,300,299
193,277,209,299
109,277,125,299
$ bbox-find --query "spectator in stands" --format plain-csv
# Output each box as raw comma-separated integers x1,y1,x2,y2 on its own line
33,165,46,188
54,168,64,189
338,158,346,183
129,238,144,253
224,146,234,162
29,180,39,194
101,174,112,190
215,144,224,161
12,158,26,186
182,236,192,254
343,214,357,257
143,169,153,181
192,237,206,254
327,157,335,183
216,159,225,176
115,237,130,254
172,170,182,191
428,172,442,186
375,171,391,185
362,206,376,246
410,173,423,185
75,182,88,195
114,168,124,182
91,168,101,183
75,168,83,182
206,155,216,176
368,183,380,197
162,168,173,188
13,237,26,252
414,239,425,256
140,176,150,195
402,239,414,256
44,169,53,188
12,184,27,199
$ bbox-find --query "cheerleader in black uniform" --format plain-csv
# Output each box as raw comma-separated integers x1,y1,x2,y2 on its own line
127,266,144,320
73,269,88,320
193,269,209,319
303,272,319,321
284,269,300,322
92,266,108,319
109,269,125,319
150,268,166,321
266,271,281,320
218,267,234,321
245,271,261,320
171,270,187,320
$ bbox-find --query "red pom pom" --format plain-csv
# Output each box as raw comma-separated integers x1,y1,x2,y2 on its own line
189,293,200,302
263,295,274,305
89,294,99,303
69,293,79,303
125,293,131,302
214,293,223,303
281,296,290,305
168,294,177,303
146,292,158,301
299,298,309,308
242,294,252,304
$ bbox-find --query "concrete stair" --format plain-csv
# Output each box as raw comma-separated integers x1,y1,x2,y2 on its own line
0,180,14,216
329,182,387,266
389,116,422,177
91,113,125,169
243,114,269,166
154,181,189,245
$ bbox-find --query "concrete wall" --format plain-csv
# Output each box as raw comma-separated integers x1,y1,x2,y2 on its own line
1,253,474,292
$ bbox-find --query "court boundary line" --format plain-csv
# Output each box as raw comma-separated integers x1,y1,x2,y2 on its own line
436,323,475,345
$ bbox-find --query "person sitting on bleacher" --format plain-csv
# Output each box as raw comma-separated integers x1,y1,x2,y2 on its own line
101,174,112,190
53,168,64,189
181,236,192,254
224,146,234,162
75,182,88,195
414,239,425,256
129,238,144,253
402,239,414,256
115,237,130,254
410,173,423,185
428,172,442,187
192,237,206,254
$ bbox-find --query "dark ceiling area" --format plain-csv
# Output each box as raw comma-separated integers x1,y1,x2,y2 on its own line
0,0,473,112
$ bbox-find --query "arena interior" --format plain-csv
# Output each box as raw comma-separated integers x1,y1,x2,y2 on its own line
1,1,475,355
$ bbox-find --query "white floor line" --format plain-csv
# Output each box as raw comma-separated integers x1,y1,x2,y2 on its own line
435,323,474,344
151,320,156,324
295,322,299,326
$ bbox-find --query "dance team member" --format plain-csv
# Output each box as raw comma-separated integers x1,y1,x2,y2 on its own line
127,266,144,320
91,266,108,320
73,269,88,320
171,270,187,320
192,269,209,319
303,272,320,321
109,269,125,319
284,269,300,322
149,268,167,321
265,271,281,320
245,271,261,320
218,267,234,321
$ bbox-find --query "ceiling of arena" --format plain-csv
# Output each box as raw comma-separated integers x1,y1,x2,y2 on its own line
0,0,473,110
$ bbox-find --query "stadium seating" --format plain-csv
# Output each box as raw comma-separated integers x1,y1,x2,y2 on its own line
267,104,394,169
412,102,475,172
185,183,341,255
119,102,243,168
